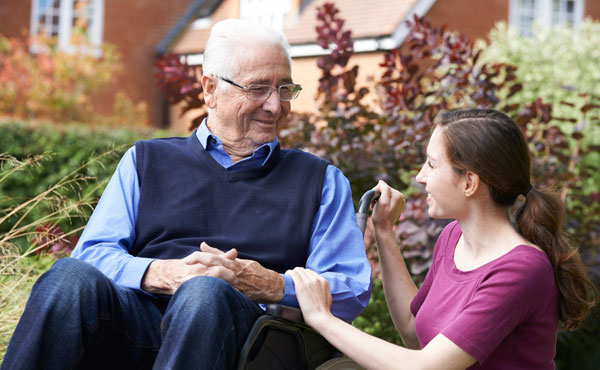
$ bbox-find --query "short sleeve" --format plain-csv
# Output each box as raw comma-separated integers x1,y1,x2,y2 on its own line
440,249,556,363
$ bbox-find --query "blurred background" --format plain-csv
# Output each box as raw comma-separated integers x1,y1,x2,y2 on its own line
1,1,599,368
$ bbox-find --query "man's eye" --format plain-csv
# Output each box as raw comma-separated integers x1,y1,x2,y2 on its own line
248,86,270,95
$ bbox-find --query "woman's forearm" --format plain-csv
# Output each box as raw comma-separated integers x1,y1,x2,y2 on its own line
311,312,422,370
311,313,475,370
375,228,420,348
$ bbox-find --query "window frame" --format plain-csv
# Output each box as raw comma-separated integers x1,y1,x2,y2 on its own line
509,0,585,35
30,0,104,55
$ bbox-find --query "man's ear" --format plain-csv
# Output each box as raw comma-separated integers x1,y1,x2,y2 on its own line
202,75,217,109
463,171,480,198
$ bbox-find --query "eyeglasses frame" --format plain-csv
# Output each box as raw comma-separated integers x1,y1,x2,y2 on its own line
216,76,302,102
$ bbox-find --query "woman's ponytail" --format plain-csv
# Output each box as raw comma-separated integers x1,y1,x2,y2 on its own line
517,187,598,330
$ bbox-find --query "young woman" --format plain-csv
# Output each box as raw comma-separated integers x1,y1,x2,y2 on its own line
287,109,598,369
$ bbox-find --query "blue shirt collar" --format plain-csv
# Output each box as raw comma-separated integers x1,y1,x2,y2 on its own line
195,119,279,168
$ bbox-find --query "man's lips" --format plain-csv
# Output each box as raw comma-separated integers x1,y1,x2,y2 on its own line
253,118,277,126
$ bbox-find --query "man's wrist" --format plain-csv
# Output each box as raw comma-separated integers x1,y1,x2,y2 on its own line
141,260,171,294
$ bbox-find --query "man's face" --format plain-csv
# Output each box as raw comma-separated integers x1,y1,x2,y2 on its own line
209,44,292,151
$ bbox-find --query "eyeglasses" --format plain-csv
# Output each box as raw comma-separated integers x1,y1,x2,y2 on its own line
216,76,302,101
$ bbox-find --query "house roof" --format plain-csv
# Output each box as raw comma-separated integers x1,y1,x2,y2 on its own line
285,0,419,44
169,0,438,58
156,0,223,55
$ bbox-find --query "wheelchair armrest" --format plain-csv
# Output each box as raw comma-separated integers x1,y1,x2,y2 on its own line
238,305,337,369
265,304,304,323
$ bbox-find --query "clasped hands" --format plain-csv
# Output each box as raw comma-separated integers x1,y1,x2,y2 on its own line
141,242,284,303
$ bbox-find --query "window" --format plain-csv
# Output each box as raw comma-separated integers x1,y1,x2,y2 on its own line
30,0,104,54
551,0,579,26
509,0,585,36
240,0,291,31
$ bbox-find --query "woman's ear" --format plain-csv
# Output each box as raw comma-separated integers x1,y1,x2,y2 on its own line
202,75,217,109
463,171,480,198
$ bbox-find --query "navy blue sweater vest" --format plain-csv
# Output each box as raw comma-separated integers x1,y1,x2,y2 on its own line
131,133,328,273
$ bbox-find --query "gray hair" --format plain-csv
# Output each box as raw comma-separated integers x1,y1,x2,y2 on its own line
202,19,292,82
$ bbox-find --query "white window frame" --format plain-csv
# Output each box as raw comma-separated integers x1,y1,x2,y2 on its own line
30,0,104,55
509,0,585,35
240,0,291,31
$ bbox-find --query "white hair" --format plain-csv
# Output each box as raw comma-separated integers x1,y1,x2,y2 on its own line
202,19,292,84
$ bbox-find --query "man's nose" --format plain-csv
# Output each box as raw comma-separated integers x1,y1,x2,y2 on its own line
261,90,282,114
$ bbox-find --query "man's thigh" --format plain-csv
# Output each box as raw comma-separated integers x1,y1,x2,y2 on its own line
156,276,265,369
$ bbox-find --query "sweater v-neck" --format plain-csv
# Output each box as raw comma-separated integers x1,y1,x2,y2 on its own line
186,133,281,182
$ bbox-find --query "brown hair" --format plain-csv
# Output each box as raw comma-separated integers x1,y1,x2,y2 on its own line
434,108,598,330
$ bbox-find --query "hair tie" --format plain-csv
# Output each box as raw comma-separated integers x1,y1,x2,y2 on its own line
522,184,533,197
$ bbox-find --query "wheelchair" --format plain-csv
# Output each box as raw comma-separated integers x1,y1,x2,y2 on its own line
237,190,379,370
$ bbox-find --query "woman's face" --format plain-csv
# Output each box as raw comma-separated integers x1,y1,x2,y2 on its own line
415,127,466,220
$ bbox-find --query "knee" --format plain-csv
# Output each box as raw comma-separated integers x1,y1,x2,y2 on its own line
39,257,104,289
31,258,111,309
170,276,238,315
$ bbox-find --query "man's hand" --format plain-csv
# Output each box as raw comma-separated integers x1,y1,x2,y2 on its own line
141,243,284,303
141,247,238,295
199,243,284,303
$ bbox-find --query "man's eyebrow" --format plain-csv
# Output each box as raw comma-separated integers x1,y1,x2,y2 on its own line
251,78,294,85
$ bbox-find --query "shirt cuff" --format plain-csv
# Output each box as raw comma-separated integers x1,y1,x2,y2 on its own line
120,256,156,291
278,273,299,307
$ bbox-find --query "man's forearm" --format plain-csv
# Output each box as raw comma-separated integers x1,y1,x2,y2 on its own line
232,260,284,303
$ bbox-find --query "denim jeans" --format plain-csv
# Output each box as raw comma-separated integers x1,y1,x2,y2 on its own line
1,258,265,370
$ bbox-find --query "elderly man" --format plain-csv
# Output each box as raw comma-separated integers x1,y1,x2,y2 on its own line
1,19,371,370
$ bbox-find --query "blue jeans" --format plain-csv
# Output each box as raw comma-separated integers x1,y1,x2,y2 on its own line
1,258,265,370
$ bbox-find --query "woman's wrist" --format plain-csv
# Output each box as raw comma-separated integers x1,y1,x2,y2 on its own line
306,310,335,331
373,226,395,243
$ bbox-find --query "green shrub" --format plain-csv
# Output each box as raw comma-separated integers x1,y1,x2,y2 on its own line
0,119,158,251
353,280,403,346
480,20,600,191
0,120,169,361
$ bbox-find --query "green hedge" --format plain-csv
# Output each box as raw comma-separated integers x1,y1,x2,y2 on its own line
0,120,158,248
353,279,403,345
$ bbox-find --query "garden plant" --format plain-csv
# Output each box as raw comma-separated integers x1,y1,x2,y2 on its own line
1,1,599,367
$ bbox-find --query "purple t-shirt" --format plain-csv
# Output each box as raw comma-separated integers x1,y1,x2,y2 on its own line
410,221,559,369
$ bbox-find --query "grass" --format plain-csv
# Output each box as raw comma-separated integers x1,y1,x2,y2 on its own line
0,250,54,359
0,151,118,361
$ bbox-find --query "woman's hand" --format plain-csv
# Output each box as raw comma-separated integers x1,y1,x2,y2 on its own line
371,180,405,234
285,267,334,329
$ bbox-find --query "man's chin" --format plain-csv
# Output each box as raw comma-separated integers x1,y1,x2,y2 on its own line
256,134,277,145
251,128,278,143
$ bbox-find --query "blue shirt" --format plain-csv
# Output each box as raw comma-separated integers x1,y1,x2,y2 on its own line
72,122,372,321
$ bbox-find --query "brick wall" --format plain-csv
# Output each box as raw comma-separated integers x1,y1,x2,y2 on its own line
586,0,600,18
427,0,509,41
100,0,196,127
0,0,31,38
0,0,197,127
